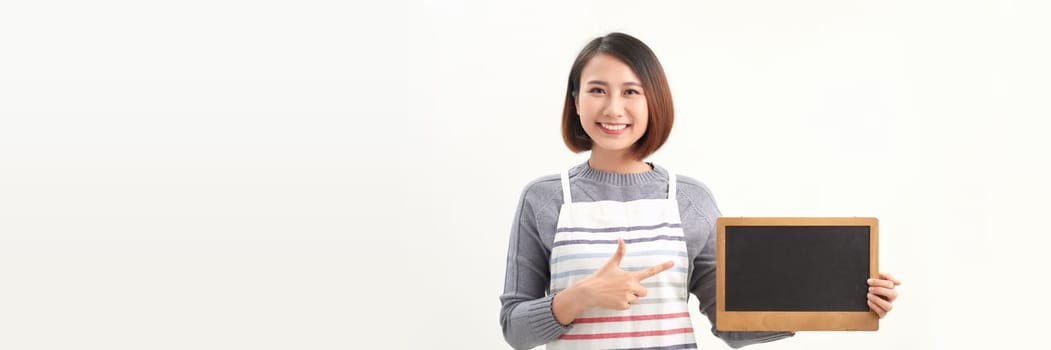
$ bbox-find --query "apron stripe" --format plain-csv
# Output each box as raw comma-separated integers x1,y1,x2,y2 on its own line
613,343,699,350
552,235,684,247
574,312,690,324
568,315,693,334
641,281,686,289
560,336,698,350
556,222,682,233
636,298,687,305
559,327,694,340
550,225,689,242
551,266,688,280
551,250,688,264
553,281,687,294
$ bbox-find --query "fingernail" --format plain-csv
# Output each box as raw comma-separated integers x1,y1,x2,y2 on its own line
867,279,875,283
868,287,874,292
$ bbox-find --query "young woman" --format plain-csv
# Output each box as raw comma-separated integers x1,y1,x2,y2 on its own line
500,32,901,350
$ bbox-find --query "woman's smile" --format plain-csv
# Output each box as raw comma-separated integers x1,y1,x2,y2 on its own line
598,122,630,134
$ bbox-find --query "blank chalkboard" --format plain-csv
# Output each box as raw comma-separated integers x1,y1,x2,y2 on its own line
716,217,879,331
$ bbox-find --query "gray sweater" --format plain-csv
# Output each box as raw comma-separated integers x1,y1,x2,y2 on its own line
500,162,793,349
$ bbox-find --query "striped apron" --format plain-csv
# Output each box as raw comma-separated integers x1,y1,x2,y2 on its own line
548,168,696,350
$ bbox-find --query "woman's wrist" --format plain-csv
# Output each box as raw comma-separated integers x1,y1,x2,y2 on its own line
552,285,589,326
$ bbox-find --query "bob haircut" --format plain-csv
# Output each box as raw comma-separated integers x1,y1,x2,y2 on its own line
562,32,674,160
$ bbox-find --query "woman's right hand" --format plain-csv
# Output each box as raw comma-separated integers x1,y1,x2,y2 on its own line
553,238,675,325
579,238,675,310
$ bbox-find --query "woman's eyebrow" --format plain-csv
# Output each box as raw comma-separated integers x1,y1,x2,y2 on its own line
585,80,643,87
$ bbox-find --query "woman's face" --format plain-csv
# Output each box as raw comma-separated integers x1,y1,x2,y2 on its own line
576,53,649,155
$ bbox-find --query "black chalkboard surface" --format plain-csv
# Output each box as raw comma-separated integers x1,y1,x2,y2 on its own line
716,217,879,331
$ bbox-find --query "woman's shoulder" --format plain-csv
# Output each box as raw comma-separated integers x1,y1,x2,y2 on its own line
664,170,722,218
654,165,718,201
517,162,589,202
516,173,564,208
674,173,717,200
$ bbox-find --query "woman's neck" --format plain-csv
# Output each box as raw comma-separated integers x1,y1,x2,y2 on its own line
588,149,651,174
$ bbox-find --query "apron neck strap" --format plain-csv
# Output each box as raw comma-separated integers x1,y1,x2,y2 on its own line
560,170,572,204
667,169,677,200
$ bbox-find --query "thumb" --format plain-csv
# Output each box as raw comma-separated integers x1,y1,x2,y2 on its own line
604,238,626,269
880,272,902,286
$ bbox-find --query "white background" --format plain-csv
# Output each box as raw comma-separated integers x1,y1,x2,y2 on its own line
1,0,1048,349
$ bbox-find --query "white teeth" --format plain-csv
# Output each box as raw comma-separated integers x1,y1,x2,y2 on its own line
600,123,628,130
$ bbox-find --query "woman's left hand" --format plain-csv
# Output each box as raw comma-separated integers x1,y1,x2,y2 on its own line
867,272,901,318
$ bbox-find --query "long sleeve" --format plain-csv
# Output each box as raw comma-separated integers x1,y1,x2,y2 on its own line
499,183,571,349
681,180,794,348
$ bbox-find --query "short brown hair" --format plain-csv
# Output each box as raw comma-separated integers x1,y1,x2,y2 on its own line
562,32,674,160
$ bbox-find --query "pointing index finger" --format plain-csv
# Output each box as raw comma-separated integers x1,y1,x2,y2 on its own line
633,260,674,281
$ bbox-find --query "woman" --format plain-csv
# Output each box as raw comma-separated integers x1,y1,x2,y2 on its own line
500,32,900,350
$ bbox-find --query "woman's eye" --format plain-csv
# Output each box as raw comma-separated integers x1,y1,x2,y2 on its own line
588,87,605,94
625,89,641,95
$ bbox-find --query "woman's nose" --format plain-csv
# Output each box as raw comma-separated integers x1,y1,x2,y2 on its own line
603,95,625,118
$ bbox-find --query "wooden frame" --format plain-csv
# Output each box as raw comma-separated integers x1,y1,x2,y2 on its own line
716,217,879,331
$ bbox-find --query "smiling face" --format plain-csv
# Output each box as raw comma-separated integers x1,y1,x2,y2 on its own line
575,53,649,156
561,33,674,162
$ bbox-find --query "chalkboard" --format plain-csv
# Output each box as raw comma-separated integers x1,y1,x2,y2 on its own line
716,217,879,331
